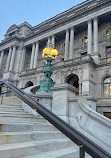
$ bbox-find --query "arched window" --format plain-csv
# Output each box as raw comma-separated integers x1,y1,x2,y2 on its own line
103,77,111,97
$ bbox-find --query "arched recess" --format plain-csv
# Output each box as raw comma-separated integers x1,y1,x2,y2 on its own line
65,74,79,95
24,81,34,88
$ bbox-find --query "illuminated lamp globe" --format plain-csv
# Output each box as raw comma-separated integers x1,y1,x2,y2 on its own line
43,48,51,54
51,49,58,56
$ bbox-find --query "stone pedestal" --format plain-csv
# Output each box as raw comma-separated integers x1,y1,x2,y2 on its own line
91,53,100,64
34,92,52,111
3,71,15,81
22,91,52,117
51,83,77,123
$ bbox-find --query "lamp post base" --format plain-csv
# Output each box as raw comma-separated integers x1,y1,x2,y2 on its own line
37,57,55,93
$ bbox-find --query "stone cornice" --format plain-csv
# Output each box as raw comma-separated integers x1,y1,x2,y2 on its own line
24,3,111,46
0,36,23,48
0,36,22,51
24,0,111,40
20,55,96,78
52,55,96,70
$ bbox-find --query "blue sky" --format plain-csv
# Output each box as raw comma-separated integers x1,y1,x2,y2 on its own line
0,0,85,42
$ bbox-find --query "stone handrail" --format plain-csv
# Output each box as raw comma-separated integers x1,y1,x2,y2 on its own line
75,96,111,153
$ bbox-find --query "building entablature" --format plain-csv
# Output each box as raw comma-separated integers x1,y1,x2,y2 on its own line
0,38,19,52
24,3,111,46
32,0,110,34
19,54,96,78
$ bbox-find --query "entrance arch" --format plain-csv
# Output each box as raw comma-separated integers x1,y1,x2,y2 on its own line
65,74,79,95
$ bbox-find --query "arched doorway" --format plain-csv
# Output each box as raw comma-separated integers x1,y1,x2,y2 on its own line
24,81,34,88
65,74,79,95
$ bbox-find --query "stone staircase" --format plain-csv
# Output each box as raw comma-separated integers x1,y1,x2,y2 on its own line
0,95,91,158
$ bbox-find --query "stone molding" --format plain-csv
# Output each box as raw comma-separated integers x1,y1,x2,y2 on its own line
24,5,111,46
30,92,53,99
51,83,78,93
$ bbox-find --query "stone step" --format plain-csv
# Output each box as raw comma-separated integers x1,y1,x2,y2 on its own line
0,138,74,158
0,131,65,145
2,101,22,105
0,104,22,107
0,111,34,115
0,108,23,112
0,110,30,113
0,112,40,117
0,118,46,124
22,146,79,158
0,123,57,132
2,96,21,101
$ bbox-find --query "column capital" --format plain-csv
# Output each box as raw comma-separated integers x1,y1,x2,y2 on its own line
36,41,39,44
52,34,55,37
12,45,17,48
93,16,98,21
1,50,4,53
9,45,12,49
87,19,92,24
70,26,75,30
66,28,69,32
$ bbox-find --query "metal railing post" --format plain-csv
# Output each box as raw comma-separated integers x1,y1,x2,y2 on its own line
80,145,85,158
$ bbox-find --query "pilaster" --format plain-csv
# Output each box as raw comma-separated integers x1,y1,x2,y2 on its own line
33,41,39,69
64,29,69,60
69,27,74,59
30,43,35,69
0,50,4,69
93,17,98,53
9,45,16,71
20,46,26,72
6,46,12,71
87,20,92,55
52,35,55,47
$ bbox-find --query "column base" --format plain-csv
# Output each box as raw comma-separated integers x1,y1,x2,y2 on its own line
91,53,100,64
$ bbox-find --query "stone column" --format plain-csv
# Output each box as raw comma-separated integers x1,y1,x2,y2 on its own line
0,50,4,69
30,43,35,69
87,20,92,55
69,27,74,59
93,17,98,53
20,46,26,72
52,35,55,47
9,45,16,71
6,47,12,71
33,41,39,69
64,29,69,60
48,37,51,44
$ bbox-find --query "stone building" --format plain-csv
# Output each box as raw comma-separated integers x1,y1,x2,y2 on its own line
0,0,111,118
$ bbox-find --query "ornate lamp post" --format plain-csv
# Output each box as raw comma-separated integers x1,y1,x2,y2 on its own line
37,43,58,93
